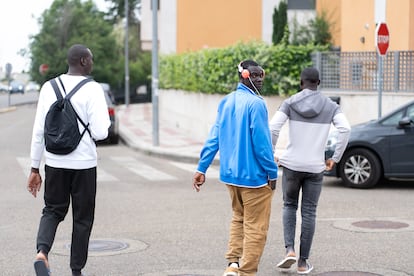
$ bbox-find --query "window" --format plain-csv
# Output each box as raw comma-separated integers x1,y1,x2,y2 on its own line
407,104,414,122
382,110,404,126
287,0,315,10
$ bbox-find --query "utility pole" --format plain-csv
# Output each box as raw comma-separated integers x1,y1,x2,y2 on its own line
124,0,130,106
151,0,159,146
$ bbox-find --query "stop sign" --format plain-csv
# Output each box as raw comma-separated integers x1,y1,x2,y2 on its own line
375,22,389,56
39,64,49,75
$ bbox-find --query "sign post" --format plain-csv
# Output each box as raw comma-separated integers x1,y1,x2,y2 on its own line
375,22,389,118
5,63,12,107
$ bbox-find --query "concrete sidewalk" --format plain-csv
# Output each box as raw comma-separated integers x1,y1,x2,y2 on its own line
117,103,206,163
117,103,287,164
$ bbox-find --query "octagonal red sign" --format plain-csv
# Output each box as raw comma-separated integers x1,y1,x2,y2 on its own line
375,22,389,56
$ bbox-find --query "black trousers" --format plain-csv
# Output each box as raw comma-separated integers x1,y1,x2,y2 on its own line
36,165,97,272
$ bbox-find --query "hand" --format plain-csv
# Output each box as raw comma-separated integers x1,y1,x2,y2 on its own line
325,158,335,171
268,179,276,190
274,156,280,166
27,172,42,198
192,172,205,192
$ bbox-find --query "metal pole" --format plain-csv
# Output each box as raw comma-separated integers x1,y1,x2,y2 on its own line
124,0,130,106
378,54,383,119
7,81,11,107
151,0,159,146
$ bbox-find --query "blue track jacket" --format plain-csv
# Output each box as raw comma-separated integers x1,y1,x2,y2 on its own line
197,83,278,188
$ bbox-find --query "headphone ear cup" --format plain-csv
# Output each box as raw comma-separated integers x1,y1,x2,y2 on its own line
241,69,250,79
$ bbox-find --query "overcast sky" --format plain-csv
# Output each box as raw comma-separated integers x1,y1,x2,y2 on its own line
0,0,109,73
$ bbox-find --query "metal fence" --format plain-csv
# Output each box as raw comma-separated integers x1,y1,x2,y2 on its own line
312,51,414,92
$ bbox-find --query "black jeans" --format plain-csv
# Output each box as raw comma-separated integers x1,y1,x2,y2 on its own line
281,167,323,260
36,165,97,272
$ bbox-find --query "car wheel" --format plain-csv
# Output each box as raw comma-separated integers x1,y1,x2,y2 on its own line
338,148,382,188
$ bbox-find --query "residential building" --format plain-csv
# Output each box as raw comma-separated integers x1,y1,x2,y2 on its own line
140,0,414,54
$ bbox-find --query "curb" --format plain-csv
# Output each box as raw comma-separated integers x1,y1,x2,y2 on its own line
119,127,201,164
0,106,17,113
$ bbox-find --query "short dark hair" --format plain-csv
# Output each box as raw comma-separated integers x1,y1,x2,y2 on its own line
238,60,259,71
67,44,89,66
300,67,319,84
238,60,259,79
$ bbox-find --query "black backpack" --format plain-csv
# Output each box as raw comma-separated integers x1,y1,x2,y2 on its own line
44,77,93,155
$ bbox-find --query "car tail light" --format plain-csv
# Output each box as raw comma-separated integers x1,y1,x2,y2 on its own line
108,107,115,116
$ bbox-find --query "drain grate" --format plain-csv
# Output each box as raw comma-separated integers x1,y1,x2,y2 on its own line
352,220,409,229
317,272,381,276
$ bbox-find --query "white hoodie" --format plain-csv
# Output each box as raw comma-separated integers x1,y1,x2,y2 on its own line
30,74,111,170
269,89,350,173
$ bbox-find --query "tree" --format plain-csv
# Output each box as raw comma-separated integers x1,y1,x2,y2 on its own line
272,1,287,45
104,0,141,25
99,0,151,99
310,11,332,46
291,11,333,46
29,0,122,87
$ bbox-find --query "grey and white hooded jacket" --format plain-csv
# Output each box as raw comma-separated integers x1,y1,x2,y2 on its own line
269,89,350,173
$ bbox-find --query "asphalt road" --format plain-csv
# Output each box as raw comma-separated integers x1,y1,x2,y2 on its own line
0,91,39,109
0,104,413,276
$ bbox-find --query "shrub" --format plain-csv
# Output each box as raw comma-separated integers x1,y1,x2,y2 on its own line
159,41,327,96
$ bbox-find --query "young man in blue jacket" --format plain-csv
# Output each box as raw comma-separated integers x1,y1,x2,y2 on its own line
193,60,278,276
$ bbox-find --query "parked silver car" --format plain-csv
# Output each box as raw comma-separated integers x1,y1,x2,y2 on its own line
98,83,119,144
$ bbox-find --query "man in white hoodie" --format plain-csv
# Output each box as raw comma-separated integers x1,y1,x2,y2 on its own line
269,68,350,274
27,44,110,276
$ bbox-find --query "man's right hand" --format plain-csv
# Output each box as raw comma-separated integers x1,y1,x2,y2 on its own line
268,179,276,190
325,158,335,171
192,172,205,192
27,172,42,198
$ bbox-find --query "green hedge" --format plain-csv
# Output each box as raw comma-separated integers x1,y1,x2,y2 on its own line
159,41,327,96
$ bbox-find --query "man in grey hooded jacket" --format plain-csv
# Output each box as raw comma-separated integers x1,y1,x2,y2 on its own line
269,67,350,274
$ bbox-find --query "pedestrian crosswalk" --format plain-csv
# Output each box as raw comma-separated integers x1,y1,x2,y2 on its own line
16,156,220,182
17,156,281,183
110,156,178,181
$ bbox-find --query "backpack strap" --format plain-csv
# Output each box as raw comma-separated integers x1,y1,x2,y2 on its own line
50,79,63,100
58,77,66,95
49,77,94,137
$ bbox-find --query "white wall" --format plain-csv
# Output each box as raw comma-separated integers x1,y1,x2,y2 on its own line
140,0,176,54
262,0,280,44
159,0,177,54
159,89,414,151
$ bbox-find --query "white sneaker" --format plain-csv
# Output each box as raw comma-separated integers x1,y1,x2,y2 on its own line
223,262,239,276
276,253,297,269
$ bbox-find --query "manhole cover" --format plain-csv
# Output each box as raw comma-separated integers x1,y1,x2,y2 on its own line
317,272,380,276
352,220,409,229
70,239,129,252
142,270,221,276
168,275,210,276
332,218,414,233
52,238,148,256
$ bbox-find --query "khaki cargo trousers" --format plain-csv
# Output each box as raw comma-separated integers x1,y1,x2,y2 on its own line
225,183,274,276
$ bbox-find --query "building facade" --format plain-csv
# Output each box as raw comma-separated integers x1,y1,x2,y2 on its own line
140,0,414,54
